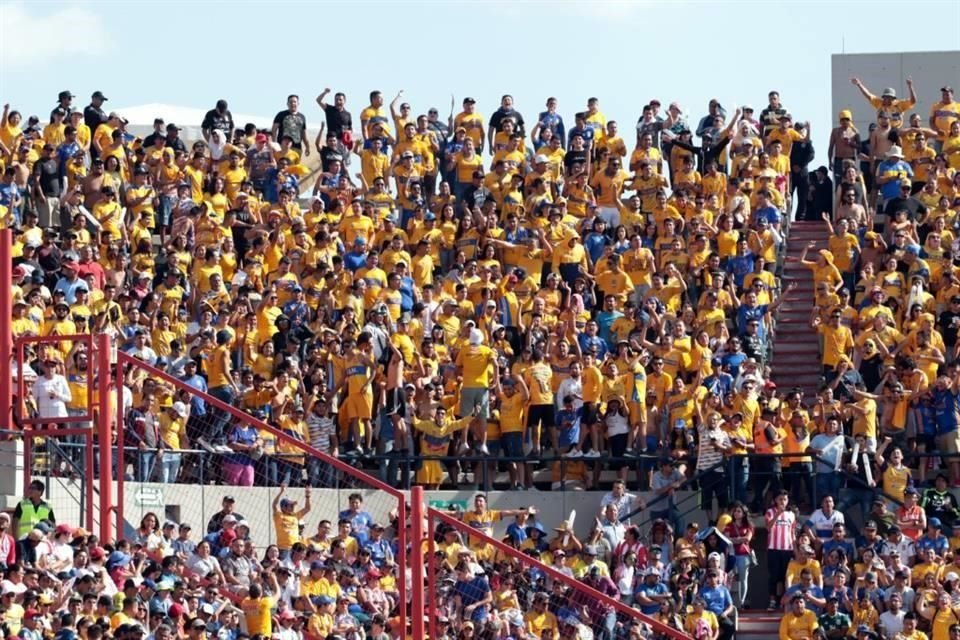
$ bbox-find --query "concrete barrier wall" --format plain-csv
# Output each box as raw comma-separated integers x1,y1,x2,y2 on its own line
37,479,693,547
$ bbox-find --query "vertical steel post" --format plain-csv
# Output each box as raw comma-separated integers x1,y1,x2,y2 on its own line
410,486,424,640
97,334,112,541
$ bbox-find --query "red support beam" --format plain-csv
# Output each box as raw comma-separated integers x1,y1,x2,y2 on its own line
397,499,407,636
0,229,11,429
114,359,125,539
427,509,437,640
84,432,95,532
410,486,424,640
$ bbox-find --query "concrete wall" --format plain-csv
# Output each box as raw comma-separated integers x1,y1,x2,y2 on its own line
0,441,697,545
22,476,695,547
832,51,960,137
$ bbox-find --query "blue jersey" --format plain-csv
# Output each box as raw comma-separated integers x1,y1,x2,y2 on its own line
726,253,756,288
933,388,960,434
556,408,582,448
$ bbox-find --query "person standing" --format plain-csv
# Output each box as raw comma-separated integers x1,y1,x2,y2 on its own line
11,480,55,563
271,95,309,157
455,328,499,438
315,88,353,141
31,145,62,229
32,357,70,425
202,100,234,143
765,490,797,611
791,122,816,220
206,329,241,446
83,91,108,145
696,412,732,523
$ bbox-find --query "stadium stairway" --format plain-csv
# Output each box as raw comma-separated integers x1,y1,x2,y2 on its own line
736,610,782,639
771,220,827,397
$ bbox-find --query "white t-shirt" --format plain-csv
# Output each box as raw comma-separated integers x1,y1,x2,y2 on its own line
556,377,583,411
806,509,845,539
878,610,904,637
605,413,629,438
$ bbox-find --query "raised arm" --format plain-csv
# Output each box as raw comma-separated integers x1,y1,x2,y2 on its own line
850,77,877,102
316,88,331,110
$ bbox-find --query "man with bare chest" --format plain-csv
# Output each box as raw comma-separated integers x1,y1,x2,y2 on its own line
82,159,107,209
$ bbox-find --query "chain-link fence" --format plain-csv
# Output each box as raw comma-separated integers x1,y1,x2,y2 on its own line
424,507,691,640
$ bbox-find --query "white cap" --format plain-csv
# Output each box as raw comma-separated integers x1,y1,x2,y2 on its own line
172,401,188,418
468,328,483,346
534,154,548,164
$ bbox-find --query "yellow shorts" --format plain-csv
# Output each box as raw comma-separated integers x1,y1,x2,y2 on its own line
344,392,373,421
416,459,444,485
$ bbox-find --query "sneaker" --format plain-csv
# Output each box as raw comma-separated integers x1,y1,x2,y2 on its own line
564,449,583,459
457,442,470,455
768,598,778,611
477,444,490,456
583,449,602,459
622,448,638,459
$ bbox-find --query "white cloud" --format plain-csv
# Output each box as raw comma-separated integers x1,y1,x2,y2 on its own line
0,2,109,70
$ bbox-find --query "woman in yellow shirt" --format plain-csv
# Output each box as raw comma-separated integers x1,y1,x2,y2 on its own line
799,244,843,291
876,439,912,504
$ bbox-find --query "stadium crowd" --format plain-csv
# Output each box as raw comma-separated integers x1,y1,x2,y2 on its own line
0,79,959,640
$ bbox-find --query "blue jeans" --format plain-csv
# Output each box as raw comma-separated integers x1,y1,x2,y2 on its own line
278,459,304,486
138,450,156,482
731,456,750,504
208,386,235,445
733,554,751,607
161,452,181,483
815,472,843,505
378,439,411,490
257,456,279,486
307,457,337,488
598,610,616,640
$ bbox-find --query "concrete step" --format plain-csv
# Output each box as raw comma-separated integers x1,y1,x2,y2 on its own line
738,611,782,638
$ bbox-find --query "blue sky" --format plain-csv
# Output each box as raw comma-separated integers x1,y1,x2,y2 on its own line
2,0,958,155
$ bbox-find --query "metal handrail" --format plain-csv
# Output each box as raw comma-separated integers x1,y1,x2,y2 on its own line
427,506,694,640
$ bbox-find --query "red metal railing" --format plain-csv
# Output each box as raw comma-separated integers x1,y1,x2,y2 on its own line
13,331,99,534
15,333,95,425
425,507,692,640
115,351,417,637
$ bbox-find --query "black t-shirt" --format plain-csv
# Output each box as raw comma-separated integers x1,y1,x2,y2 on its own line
940,310,960,346
884,196,926,222
164,135,188,154
323,105,352,138
84,105,107,132
320,146,343,173
34,159,61,197
273,110,307,146
563,149,588,170
142,131,165,149
37,244,62,274
489,108,525,135
202,108,234,136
